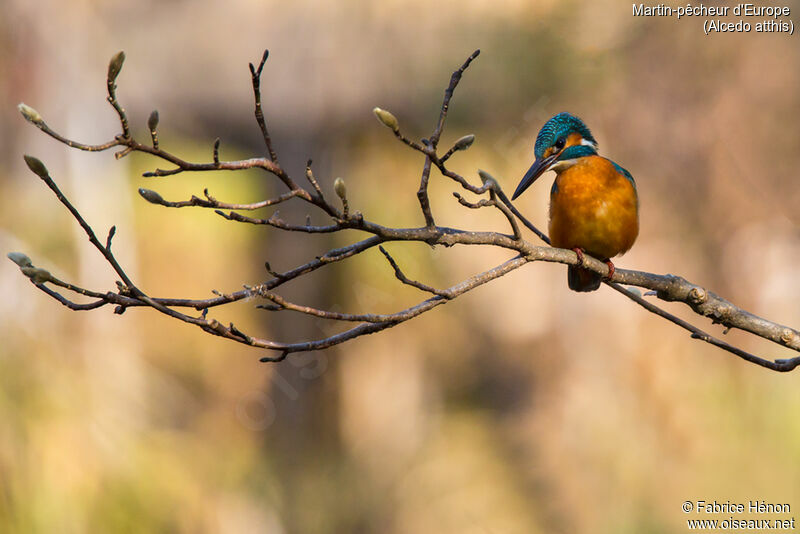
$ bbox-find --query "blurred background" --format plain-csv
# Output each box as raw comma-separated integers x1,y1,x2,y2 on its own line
1,0,799,532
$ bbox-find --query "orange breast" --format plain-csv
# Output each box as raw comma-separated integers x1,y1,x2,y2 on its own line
549,156,639,259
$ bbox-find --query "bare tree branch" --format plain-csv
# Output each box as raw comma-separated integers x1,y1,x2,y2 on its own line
379,245,453,298
10,49,800,371
139,187,303,210
429,49,481,148
249,49,279,164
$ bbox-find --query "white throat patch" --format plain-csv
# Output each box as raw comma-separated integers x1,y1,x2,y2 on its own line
549,159,578,173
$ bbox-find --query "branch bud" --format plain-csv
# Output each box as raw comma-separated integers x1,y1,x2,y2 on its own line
333,177,347,200
7,252,33,268
147,110,159,131
372,107,399,132
21,266,53,284
453,134,475,151
477,169,498,189
23,155,49,179
107,51,126,82
138,188,166,205
781,328,796,344
688,287,708,304
17,103,43,125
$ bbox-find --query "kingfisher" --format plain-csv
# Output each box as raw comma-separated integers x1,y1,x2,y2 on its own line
512,112,638,292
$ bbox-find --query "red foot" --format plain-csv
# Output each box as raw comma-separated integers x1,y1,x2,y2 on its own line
604,259,616,280
572,247,585,267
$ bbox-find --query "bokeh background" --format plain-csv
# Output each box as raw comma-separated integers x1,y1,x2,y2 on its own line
1,1,799,532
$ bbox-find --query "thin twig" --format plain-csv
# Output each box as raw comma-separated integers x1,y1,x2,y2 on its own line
36,283,110,311
141,188,302,210
453,191,521,241
249,49,279,163
304,160,324,198
429,49,480,148
392,130,427,152
495,186,551,244
27,120,122,152
417,155,436,228
106,75,130,139
605,282,800,372
379,245,452,298
216,210,342,232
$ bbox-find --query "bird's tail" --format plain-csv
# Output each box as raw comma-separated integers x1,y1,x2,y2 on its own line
567,266,602,292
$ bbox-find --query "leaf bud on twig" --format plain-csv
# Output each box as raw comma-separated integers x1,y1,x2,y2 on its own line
17,103,43,125
147,110,159,131
7,252,33,268
477,169,498,189
21,266,53,284
333,177,347,200
334,177,349,218
453,134,475,151
23,155,49,179
138,188,166,205
107,51,126,82
372,107,399,132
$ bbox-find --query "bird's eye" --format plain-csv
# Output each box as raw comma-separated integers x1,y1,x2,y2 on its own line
554,137,566,150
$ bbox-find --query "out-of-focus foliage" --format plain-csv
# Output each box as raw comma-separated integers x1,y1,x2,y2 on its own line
1,0,798,532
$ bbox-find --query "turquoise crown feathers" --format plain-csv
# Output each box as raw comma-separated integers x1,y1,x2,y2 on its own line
534,112,597,158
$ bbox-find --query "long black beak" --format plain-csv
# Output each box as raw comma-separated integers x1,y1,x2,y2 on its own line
512,155,557,200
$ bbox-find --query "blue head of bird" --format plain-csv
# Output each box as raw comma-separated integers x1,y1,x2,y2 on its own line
512,112,598,200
